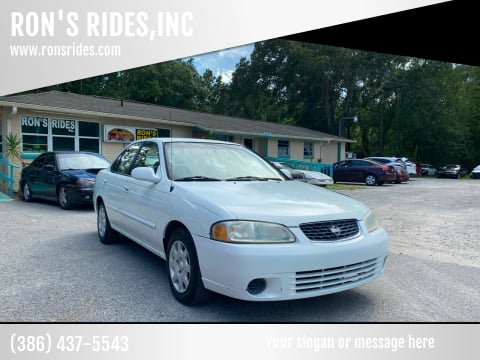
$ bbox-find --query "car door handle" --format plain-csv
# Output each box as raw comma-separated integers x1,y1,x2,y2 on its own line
123,185,130,192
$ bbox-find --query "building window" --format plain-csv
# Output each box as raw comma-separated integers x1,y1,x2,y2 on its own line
21,116,48,153
52,118,76,151
304,142,313,158
278,140,290,157
157,128,171,138
52,136,75,151
21,115,100,154
79,121,100,152
213,134,233,142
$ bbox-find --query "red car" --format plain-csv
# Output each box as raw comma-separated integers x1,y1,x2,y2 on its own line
365,157,409,183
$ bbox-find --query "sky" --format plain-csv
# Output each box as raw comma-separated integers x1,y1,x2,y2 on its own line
186,43,255,83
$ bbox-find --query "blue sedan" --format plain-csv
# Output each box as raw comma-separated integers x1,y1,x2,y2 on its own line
20,151,110,209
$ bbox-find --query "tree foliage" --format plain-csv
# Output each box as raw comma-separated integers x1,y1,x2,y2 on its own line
35,39,480,168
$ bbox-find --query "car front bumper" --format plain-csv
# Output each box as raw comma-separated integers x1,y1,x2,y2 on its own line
67,185,95,205
437,172,459,178
195,225,389,301
307,178,334,186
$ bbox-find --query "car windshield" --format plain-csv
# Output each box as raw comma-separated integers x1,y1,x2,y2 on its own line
58,154,110,170
164,142,284,181
444,165,459,170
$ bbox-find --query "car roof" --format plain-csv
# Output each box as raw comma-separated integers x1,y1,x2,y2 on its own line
366,156,398,160
36,151,102,156
141,137,240,146
335,159,381,165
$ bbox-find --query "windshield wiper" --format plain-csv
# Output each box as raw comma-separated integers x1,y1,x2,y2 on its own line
175,176,221,181
226,176,281,181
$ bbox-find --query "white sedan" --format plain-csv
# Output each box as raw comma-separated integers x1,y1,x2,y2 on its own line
273,162,334,186
94,138,389,305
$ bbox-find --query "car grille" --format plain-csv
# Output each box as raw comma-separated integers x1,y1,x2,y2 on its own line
295,258,381,293
300,219,359,241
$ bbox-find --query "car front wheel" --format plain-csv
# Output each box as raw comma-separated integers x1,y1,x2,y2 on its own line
166,227,211,305
58,184,74,210
365,174,378,186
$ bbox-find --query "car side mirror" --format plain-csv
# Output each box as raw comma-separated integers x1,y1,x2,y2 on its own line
131,167,161,183
44,164,55,172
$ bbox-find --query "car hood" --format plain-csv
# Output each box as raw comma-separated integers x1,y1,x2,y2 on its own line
173,180,368,226
62,168,105,178
301,170,332,180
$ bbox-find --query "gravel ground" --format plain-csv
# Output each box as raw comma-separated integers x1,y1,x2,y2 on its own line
0,176,478,322
334,177,480,269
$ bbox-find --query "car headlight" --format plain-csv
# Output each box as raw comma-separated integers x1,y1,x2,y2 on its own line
76,178,95,187
364,211,380,233
211,221,296,244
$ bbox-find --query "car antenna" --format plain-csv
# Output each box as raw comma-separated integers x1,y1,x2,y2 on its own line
169,111,174,192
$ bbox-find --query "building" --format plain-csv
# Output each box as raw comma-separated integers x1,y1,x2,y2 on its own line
0,90,352,194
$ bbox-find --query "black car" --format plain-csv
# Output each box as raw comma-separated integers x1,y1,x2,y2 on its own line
333,159,396,186
436,164,468,179
20,151,110,209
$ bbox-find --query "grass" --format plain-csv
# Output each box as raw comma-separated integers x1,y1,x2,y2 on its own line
327,183,364,191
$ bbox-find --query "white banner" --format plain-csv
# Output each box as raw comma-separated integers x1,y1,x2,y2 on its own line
1,323,477,359
0,0,448,95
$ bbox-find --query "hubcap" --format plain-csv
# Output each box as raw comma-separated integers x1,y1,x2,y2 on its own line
366,176,375,185
59,186,67,207
23,184,30,200
169,240,191,293
98,205,107,237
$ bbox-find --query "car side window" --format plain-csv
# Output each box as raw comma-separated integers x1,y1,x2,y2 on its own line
132,142,160,173
30,154,46,168
111,143,141,176
43,154,56,170
335,161,350,168
348,160,362,167
353,160,368,167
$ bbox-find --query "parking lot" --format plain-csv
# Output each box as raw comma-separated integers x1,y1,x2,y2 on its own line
1,177,479,322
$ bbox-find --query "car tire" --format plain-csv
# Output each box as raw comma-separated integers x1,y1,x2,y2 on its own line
97,201,119,244
22,182,33,202
58,184,74,210
166,227,211,305
365,174,378,186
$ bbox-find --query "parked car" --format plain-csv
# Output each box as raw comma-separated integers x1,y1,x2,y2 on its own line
437,164,468,179
471,165,480,179
401,157,417,176
273,162,333,187
420,164,437,176
272,162,306,182
20,151,110,209
333,159,396,186
94,138,389,305
365,157,409,183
